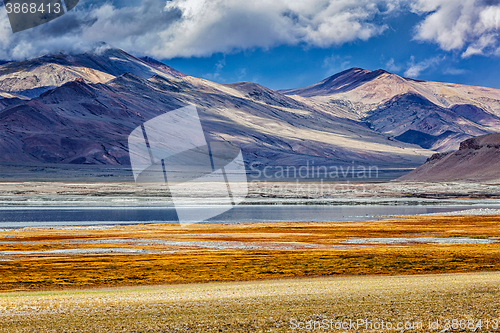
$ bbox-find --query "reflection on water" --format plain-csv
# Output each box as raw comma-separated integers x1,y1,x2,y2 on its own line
1,204,500,228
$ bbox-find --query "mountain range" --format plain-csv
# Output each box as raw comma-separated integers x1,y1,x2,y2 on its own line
1,48,500,180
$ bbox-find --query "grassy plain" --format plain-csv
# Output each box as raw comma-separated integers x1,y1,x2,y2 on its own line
0,215,499,291
0,215,500,331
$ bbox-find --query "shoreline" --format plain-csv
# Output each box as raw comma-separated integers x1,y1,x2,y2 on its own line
1,180,500,197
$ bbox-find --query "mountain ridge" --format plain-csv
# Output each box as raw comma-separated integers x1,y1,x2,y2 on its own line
0,48,185,98
1,48,500,180
279,67,389,97
281,67,500,151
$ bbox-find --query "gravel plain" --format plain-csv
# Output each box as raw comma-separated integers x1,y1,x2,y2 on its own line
1,272,500,332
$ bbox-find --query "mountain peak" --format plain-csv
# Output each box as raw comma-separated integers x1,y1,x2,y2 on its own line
342,67,386,74
0,48,185,98
280,67,390,97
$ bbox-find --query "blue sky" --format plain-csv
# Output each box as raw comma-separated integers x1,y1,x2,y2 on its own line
1,0,499,90
166,11,500,90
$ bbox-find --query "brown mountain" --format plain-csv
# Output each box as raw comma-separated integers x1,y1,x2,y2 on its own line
281,68,500,151
0,50,433,174
3,50,500,181
398,133,500,182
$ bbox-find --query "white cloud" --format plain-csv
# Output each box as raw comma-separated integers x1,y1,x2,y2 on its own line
150,0,402,58
385,58,401,72
1,0,499,61
0,0,183,60
404,55,444,78
0,0,403,60
411,0,500,57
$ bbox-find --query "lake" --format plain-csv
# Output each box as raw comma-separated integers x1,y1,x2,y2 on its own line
1,202,500,228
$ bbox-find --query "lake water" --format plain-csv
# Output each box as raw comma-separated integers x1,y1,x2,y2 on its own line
1,203,500,228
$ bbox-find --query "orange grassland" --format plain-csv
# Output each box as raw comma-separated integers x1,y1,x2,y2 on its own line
0,214,499,291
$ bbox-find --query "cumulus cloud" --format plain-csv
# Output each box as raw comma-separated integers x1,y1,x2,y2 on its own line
411,0,500,58
160,0,403,57
0,0,403,60
1,0,500,61
0,0,182,59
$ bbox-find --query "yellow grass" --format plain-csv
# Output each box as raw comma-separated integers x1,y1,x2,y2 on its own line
0,215,499,291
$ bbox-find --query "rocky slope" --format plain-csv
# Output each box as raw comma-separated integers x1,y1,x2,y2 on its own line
282,68,500,151
398,133,500,182
0,50,433,174
3,50,500,181
0,48,182,98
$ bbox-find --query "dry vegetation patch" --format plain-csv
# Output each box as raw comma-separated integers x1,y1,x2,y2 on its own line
0,215,499,291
